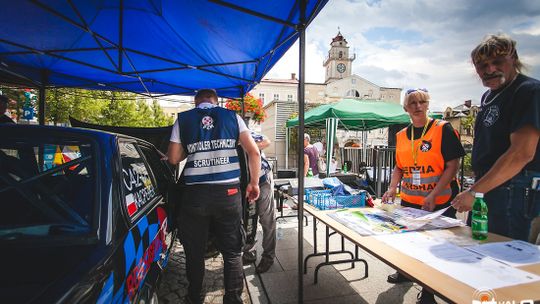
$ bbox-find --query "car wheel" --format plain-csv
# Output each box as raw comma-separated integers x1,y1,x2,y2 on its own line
138,287,159,304
148,290,159,304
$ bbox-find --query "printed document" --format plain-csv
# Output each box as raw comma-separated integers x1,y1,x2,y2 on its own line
375,233,540,289
466,240,540,267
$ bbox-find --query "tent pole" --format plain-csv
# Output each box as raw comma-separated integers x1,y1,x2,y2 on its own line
286,127,289,169
363,131,367,163
326,118,337,176
118,0,124,72
240,86,245,118
38,70,47,125
297,0,306,302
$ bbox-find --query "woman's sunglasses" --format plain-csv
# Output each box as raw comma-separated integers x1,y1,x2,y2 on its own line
406,88,428,95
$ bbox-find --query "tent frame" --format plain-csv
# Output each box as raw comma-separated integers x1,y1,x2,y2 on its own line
0,0,326,133
2,1,320,302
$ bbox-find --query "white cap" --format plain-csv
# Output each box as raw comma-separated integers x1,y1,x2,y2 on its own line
475,192,484,198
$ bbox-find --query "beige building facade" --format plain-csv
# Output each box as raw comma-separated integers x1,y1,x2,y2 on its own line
251,32,402,169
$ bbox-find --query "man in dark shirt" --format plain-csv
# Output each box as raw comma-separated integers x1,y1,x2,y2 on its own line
303,133,319,176
452,34,540,242
0,95,15,124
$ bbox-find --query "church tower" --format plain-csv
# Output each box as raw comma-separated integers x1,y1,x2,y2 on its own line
323,31,355,83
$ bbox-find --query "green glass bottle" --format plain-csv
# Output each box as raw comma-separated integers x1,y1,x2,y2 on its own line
343,162,348,173
307,167,313,177
471,192,488,240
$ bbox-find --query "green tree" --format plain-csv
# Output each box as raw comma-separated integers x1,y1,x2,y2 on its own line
462,152,473,176
100,91,140,126
133,99,154,127
460,115,475,136
46,88,173,127
151,100,173,126
8,87,173,127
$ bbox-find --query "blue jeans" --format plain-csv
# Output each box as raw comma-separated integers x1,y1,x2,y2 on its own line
480,170,540,241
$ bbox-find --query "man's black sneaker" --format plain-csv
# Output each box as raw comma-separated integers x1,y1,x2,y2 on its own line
255,257,274,273
416,290,437,304
387,271,411,284
242,250,257,265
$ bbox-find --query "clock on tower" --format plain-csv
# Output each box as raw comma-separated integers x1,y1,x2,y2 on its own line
337,63,346,73
323,31,355,83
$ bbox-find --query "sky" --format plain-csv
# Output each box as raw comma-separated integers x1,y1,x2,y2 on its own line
265,0,540,111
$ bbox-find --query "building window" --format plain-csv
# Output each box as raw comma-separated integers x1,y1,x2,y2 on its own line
345,89,360,98
273,94,279,101
351,78,356,84
339,51,343,58
259,93,265,103
287,94,293,102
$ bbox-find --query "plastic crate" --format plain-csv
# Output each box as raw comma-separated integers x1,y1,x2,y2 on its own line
304,189,331,205
305,189,365,210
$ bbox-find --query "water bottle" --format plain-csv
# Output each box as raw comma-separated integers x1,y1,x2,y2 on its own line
277,227,284,240
471,192,488,240
307,167,314,177
343,162,348,173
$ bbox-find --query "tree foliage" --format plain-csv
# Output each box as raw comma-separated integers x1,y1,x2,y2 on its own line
43,88,173,127
460,115,475,136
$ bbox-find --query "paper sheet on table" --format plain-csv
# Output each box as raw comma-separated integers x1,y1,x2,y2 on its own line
375,233,540,289
393,207,463,230
415,206,450,221
424,229,481,247
466,240,540,267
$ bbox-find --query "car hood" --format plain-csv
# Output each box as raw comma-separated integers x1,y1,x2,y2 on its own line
1,244,98,303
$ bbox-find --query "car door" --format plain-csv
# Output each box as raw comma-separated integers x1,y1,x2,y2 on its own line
136,141,177,230
98,139,174,303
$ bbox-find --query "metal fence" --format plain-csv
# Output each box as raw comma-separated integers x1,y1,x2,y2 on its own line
340,147,473,198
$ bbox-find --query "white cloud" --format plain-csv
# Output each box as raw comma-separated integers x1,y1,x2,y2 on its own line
264,0,540,109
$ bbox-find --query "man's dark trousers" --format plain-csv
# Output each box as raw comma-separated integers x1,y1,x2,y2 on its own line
177,183,245,304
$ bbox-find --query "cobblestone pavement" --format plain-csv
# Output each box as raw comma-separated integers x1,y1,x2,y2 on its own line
157,240,251,304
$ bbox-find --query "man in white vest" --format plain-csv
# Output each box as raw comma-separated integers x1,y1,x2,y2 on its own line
167,89,261,304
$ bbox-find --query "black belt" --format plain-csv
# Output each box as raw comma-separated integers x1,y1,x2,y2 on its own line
475,168,540,180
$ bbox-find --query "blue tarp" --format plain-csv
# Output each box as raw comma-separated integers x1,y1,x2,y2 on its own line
0,0,327,98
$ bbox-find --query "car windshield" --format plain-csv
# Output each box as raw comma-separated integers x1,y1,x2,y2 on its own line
0,136,95,240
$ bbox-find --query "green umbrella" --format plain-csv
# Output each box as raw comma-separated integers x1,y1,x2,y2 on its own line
286,99,410,131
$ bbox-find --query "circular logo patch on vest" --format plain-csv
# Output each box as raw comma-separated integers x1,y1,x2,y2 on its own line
420,140,432,152
201,115,214,130
483,105,499,127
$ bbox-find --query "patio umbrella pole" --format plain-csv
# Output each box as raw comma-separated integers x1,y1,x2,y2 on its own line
286,127,289,169
240,86,245,119
38,70,47,125
297,0,306,302
325,118,338,176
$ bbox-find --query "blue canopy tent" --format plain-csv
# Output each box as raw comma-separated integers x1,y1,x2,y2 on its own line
0,1,327,301
0,0,326,117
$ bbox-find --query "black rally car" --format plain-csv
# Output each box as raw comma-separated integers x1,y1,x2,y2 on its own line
0,124,176,303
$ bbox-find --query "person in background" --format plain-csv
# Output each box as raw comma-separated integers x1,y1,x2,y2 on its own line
452,34,540,243
382,88,465,304
0,95,15,124
303,133,319,177
242,131,276,273
167,89,261,304
333,142,342,172
530,218,540,245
